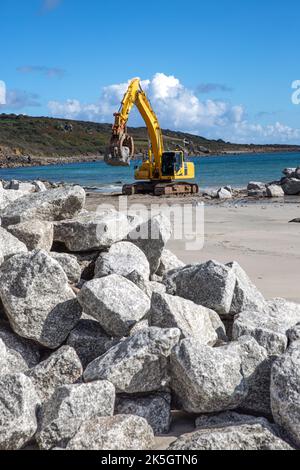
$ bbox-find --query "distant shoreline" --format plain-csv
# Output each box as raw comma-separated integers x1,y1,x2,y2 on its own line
1,148,300,170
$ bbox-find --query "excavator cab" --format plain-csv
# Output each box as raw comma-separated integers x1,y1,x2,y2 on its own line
161,151,183,177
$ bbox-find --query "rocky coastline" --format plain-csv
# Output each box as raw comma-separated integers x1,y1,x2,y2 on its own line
1,148,300,170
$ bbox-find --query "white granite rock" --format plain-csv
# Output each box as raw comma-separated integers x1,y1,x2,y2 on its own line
0,250,82,349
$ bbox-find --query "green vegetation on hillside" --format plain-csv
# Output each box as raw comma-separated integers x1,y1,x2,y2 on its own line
1,113,299,160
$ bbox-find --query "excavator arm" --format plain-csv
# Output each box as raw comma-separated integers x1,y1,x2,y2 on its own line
105,77,198,195
105,78,164,169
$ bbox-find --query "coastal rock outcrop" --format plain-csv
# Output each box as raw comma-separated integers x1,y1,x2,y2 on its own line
266,184,284,198
217,187,232,199
247,181,267,197
282,178,300,195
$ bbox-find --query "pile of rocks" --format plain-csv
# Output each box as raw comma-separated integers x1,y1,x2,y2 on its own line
201,186,237,200
0,183,299,450
247,166,300,198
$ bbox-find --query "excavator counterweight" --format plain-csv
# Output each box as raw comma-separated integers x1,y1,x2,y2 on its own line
105,78,198,195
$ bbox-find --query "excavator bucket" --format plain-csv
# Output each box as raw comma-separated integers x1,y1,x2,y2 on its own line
104,133,135,167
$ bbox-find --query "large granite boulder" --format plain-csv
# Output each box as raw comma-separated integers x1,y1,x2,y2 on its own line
36,381,115,449
7,181,35,192
66,319,110,368
95,241,150,281
271,340,300,448
156,249,185,277
0,186,85,226
50,252,81,284
0,227,27,266
78,275,150,337
33,181,47,192
195,411,277,431
168,423,292,450
0,373,40,450
232,298,300,355
170,338,247,413
282,178,300,195
54,211,139,252
266,185,284,198
116,393,171,435
227,261,266,315
0,338,29,375
128,214,172,275
83,327,181,394
247,182,267,197
7,220,54,251
25,346,83,402
0,187,28,211
217,187,232,199
223,336,274,416
287,323,300,344
164,261,235,314
150,292,217,345
0,250,82,349
0,322,40,369
163,260,265,317
67,415,154,450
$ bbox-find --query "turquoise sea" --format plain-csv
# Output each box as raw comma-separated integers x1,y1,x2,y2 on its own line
0,152,299,192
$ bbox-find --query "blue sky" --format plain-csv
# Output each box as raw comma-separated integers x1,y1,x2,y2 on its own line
1,0,300,143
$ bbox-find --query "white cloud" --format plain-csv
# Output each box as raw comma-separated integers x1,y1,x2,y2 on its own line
17,66,65,78
0,81,6,105
47,73,300,144
0,85,40,110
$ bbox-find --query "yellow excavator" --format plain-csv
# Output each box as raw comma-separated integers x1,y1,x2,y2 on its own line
105,78,198,196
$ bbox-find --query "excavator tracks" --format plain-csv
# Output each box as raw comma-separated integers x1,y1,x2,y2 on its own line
122,181,199,196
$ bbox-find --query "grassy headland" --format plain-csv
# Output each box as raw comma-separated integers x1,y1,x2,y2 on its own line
1,113,300,168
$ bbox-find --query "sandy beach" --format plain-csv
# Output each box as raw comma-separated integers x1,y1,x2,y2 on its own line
86,193,300,303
